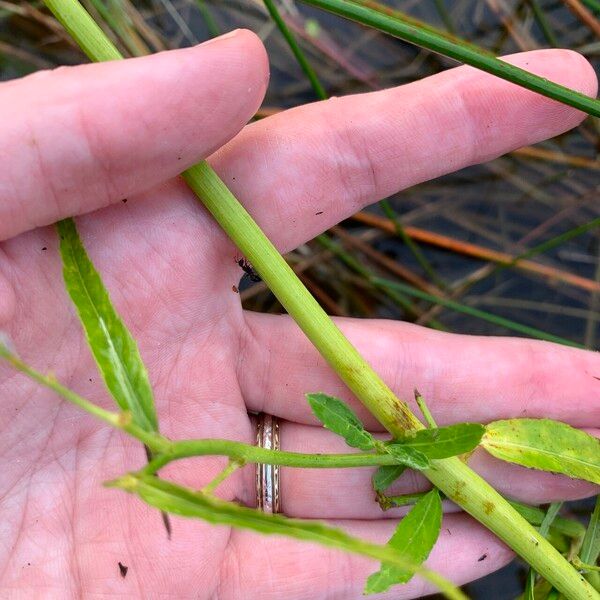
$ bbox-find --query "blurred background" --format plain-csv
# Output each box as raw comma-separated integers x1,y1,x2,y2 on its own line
1,0,599,596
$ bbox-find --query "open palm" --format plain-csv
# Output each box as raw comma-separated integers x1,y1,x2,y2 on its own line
0,31,598,599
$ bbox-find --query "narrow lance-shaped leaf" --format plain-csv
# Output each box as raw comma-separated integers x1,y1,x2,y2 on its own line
365,488,443,594
307,393,375,450
482,419,600,485
109,474,466,600
57,218,158,432
393,423,485,459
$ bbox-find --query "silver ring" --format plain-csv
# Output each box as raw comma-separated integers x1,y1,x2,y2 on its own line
256,413,281,513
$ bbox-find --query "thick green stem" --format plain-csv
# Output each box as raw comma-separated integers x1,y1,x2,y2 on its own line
39,2,600,598
146,438,402,472
186,164,598,600
297,0,600,117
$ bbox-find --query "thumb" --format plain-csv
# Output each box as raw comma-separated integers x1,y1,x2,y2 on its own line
0,29,268,240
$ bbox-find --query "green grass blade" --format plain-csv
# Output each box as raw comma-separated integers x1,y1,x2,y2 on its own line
371,276,585,348
297,0,600,117
57,218,158,432
379,199,446,289
527,0,559,47
262,0,327,99
581,496,600,567
580,0,600,14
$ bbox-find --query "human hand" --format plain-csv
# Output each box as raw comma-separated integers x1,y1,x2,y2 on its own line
0,29,598,598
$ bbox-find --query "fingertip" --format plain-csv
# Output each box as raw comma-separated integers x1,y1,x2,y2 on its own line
199,28,270,100
502,48,598,123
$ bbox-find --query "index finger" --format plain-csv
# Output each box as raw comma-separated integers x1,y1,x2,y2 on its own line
209,49,597,254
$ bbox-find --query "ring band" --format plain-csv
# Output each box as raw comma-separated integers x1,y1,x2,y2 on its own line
256,413,281,513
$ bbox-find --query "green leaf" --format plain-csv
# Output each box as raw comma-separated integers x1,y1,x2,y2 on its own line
482,419,600,485
110,474,466,600
307,393,375,450
372,465,406,492
580,496,600,567
395,423,484,459
57,218,158,432
365,488,442,594
386,444,430,469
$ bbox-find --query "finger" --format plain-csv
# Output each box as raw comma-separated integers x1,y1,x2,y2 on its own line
239,313,600,429
270,422,598,519
219,514,513,599
0,29,268,240
210,49,597,253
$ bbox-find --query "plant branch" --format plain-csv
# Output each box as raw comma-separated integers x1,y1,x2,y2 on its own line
37,2,600,598
297,0,600,117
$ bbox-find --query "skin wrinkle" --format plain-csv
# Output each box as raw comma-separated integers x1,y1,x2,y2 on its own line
24,120,64,234
75,101,119,214
328,101,381,213
0,473,31,587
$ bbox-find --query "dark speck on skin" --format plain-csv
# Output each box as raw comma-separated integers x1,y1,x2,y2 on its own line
41,247,47,251
478,554,488,562
118,562,128,578
593,376,600,381
122,198,127,203
232,285,239,294
315,211,323,215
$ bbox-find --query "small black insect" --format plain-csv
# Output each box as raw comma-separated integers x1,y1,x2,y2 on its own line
118,562,128,578
478,554,488,562
236,258,261,283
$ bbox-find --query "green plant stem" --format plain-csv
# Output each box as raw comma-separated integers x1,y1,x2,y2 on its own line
39,2,600,598
372,276,586,348
297,0,600,117
581,496,600,590
432,0,455,34
262,0,327,99
0,344,410,471
527,0,559,47
379,199,446,289
580,0,600,14
525,502,563,597
415,389,437,427
316,232,446,328
201,459,243,494
510,500,586,540
194,0,220,38
144,439,404,472
184,166,598,600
